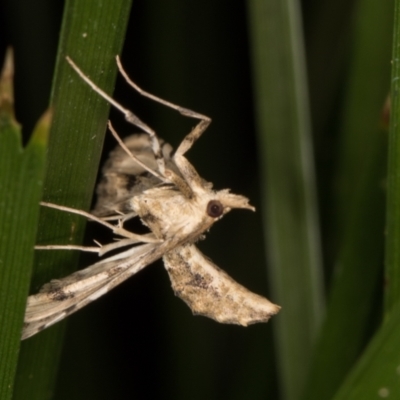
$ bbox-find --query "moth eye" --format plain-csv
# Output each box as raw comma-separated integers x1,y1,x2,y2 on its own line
206,200,224,218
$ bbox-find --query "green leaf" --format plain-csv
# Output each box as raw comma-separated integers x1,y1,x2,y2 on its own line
330,2,400,397
333,301,400,399
12,1,132,399
0,49,48,400
302,0,393,398
385,0,400,313
247,1,324,399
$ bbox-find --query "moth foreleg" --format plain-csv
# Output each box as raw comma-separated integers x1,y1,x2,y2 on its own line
66,56,166,176
116,55,209,122
115,56,212,157
171,119,213,190
174,118,211,157
66,57,154,135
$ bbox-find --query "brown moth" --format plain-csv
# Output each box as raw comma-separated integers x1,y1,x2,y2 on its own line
22,57,280,340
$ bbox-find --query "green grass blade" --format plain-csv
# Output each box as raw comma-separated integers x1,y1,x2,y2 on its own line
385,0,400,313
332,301,400,399
0,51,48,400
12,1,132,399
302,0,393,398
316,1,400,398
247,1,324,398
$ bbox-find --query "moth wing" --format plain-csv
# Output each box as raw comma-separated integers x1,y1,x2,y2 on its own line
163,244,280,326
22,243,156,340
93,133,179,217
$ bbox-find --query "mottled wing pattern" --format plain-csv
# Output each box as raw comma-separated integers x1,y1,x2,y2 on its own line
163,244,280,325
93,133,180,217
23,243,157,339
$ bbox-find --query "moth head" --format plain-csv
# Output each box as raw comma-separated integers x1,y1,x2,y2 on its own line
206,200,224,218
206,189,255,220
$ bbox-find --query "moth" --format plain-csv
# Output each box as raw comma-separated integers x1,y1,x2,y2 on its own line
22,56,280,340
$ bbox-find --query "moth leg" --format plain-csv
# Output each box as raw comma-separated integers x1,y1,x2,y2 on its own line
115,56,212,158
100,211,138,222
95,237,153,256
174,118,211,157
35,234,156,257
116,55,209,122
169,118,213,192
107,121,164,181
40,202,161,243
115,55,213,191
170,117,212,191
66,57,153,135
66,56,166,176
35,245,101,253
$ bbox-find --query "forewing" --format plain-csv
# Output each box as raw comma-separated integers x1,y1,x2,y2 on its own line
163,244,280,326
22,243,156,340
93,133,179,217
